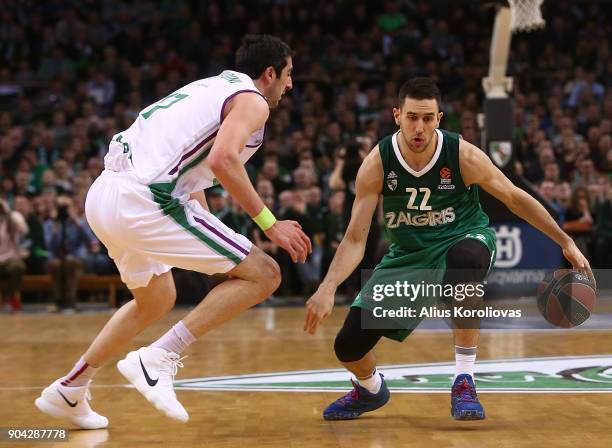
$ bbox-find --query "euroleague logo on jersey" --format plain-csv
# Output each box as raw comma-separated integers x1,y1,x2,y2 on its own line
438,167,455,190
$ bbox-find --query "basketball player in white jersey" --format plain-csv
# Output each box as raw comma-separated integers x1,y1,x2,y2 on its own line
35,35,311,427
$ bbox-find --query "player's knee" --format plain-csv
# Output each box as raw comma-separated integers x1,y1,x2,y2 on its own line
334,329,367,363
161,280,177,310
263,256,281,294
142,274,176,316
252,253,281,296
445,239,490,284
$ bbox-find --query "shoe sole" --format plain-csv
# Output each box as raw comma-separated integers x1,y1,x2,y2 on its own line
34,396,108,429
323,411,361,421
452,409,486,420
323,389,390,421
117,359,188,423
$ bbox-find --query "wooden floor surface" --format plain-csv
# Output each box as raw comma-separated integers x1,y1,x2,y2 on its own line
1,306,612,447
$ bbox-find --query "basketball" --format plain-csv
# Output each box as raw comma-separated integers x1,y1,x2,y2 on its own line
537,269,597,328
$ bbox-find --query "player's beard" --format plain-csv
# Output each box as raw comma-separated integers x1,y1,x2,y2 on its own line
270,81,287,109
270,91,283,109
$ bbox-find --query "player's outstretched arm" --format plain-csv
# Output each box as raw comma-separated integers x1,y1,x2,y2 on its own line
304,147,383,334
208,93,311,263
459,140,594,282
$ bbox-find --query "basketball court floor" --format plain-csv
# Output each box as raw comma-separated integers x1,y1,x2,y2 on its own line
2,301,612,448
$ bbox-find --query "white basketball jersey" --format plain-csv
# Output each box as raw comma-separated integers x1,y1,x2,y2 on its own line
104,70,265,198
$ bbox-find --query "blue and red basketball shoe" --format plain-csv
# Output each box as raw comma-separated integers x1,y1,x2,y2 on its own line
451,374,485,420
323,374,390,420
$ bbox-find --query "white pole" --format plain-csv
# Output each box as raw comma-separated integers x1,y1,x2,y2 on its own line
482,6,514,99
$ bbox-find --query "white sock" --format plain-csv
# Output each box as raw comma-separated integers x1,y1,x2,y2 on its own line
60,356,98,387
356,369,382,394
454,346,477,380
150,321,197,355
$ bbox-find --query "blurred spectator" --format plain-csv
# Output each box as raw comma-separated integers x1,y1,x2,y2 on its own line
278,190,319,294
377,1,407,33
0,198,28,312
594,182,612,268
567,71,605,108
14,195,48,275
207,187,249,235
260,155,291,193
72,192,114,276
554,181,572,220
252,179,279,260
562,186,594,260
86,70,115,106
43,195,90,311
542,162,560,183
572,158,598,188
321,190,345,280
538,180,563,216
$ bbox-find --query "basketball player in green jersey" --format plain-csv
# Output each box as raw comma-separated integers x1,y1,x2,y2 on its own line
304,77,592,420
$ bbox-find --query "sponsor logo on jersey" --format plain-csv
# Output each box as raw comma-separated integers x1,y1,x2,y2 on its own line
385,207,455,228
438,166,455,190
387,170,398,191
173,355,612,393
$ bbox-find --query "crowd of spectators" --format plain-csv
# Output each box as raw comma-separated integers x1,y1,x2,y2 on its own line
0,0,611,311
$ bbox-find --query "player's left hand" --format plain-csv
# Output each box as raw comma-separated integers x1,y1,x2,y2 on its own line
304,286,335,335
562,241,596,288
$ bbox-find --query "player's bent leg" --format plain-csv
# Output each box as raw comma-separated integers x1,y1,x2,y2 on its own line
444,238,491,421
36,272,177,427
324,307,390,420
116,248,280,423
181,246,281,337
86,271,177,366
112,272,191,422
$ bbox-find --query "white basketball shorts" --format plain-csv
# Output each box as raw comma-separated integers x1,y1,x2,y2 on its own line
85,170,252,289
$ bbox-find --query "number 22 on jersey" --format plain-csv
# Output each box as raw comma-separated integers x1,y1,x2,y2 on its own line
406,187,432,211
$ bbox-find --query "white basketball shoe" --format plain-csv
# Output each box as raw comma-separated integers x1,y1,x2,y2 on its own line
117,347,188,422
35,380,109,429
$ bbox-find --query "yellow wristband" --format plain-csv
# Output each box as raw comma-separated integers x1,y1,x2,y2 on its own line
253,206,277,231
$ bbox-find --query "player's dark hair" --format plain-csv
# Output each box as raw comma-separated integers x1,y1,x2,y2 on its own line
397,77,442,110
235,34,292,79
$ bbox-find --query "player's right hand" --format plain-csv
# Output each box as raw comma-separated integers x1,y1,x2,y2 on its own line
304,287,335,335
264,220,311,263
562,240,596,288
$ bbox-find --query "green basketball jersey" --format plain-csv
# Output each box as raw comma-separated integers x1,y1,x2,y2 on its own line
351,129,497,342
380,128,491,259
